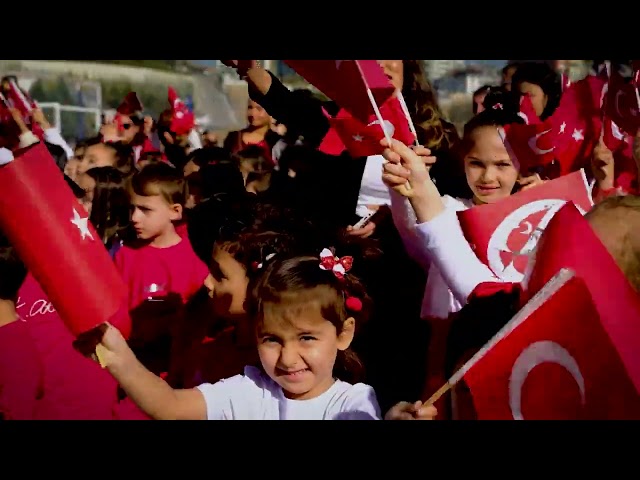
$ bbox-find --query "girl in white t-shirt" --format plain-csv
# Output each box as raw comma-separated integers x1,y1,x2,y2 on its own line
381,89,547,406
93,250,435,420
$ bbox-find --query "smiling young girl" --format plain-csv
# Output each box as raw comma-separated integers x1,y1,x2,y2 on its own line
95,250,380,420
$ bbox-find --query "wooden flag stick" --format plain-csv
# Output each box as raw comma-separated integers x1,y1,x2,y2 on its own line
422,268,576,410
424,382,453,407
366,87,412,197
396,90,419,145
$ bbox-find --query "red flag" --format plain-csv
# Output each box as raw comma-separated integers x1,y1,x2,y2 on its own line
317,107,346,156
457,170,593,283
546,75,607,175
500,118,556,175
603,68,640,137
327,98,415,158
3,79,44,139
517,94,540,125
168,87,195,136
0,143,130,338
117,92,144,116
522,202,640,395
284,60,395,124
461,270,640,420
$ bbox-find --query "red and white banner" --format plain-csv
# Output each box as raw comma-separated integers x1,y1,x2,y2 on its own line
457,170,593,283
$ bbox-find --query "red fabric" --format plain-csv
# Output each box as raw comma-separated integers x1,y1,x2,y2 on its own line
284,60,395,124
517,94,541,125
3,79,44,140
501,119,556,174
168,87,195,136
549,75,606,175
604,68,640,137
456,170,593,283
468,281,522,302
0,319,43,420
327,97,415,157
114,239,208,311
117,92,144,116
464,273,640,420
175,221,189,239
0,143,130,337
15,274,149,420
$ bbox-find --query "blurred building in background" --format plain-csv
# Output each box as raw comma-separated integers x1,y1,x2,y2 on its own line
0,59,595,143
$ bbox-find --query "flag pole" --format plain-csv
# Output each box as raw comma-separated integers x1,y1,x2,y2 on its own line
366,88,412,196
423,268,576,409
396,90,419,146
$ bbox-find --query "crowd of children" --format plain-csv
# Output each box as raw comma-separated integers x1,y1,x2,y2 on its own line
0,59,638,420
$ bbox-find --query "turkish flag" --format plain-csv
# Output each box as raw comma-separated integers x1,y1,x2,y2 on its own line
456,170,593,283
500,119,556,175
327,98,415,158
521,202,640,403
543,74,607,176
603,68,640,137
168,87,195,136
2,79,44,140
462,271,640,420
517,94,540,125
0,143,130,338
284,60,395,124
317,107,346,156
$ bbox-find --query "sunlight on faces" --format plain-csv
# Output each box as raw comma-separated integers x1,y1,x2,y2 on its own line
517,81,548,118
130,191,181,241
76,173,96,215
256,294,355,400
377,60,403,91
464,125,519,204
77,143,117,176
247,100,271,129
203,247,249,319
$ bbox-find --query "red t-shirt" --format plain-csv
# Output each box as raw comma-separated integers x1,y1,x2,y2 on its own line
114,238,209,311
15,274,149,420
0,319,43,420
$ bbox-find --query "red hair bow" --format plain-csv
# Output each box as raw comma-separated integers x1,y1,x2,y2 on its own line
319,248,353,280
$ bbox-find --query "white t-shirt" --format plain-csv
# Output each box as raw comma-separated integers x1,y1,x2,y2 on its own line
355,155,391,218
196,366,381,420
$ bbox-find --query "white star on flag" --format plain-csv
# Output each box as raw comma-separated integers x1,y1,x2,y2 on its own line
559,122,566,134
336,61,344,69
352,134,363,142
571,128,584,142
70,208,94,241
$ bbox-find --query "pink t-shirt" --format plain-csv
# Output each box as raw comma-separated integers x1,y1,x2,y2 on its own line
16,274,149,420
114,238,209,311
0,319,43,420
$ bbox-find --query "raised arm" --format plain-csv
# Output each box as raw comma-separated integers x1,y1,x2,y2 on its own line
382,139,499,304
222,61,330,148
98,324,207,420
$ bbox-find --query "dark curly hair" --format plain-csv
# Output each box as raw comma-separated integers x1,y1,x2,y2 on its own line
402,60,459,151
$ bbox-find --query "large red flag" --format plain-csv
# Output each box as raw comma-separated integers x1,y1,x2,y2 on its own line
284,60,395,124
456,170,593,283
460,270,640,420
0,143,130,338
523,202,640,397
